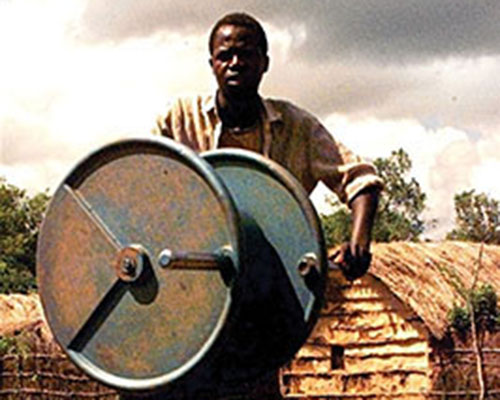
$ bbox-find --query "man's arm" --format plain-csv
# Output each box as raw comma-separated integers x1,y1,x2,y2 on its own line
332,187,379,280
305,122,382,280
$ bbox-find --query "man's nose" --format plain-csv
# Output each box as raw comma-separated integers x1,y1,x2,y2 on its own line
229,54,244,68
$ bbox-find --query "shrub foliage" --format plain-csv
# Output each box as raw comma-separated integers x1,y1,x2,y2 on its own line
0,177,49,293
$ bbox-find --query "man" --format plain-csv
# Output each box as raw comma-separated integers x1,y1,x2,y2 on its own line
157,12,382,280
154,12,382,399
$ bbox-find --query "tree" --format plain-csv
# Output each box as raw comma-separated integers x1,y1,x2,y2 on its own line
0,177,50,293
444,190,500,398
449,284,500,338
445,243,499,400
446,190,500,244
321,148,427,247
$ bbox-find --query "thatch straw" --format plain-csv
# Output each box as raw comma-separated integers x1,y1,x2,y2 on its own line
367,241,500,340
0,293,45,337
2,241,499,351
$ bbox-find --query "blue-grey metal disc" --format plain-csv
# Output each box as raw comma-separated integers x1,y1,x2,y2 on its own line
203,149,327,382
37,137,241,392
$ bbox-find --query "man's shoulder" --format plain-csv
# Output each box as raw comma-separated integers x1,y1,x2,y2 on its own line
263,97,323,128
167,94,214,114
156,94,215,137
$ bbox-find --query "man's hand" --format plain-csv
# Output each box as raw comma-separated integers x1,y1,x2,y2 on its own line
331,243,372,281
331,187,379,281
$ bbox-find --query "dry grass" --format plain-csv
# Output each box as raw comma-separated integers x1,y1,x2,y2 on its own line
367,241,500,339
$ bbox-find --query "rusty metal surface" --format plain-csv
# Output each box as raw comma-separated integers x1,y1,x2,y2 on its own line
38,140,326,397
202,149,327,383
37,138,241,392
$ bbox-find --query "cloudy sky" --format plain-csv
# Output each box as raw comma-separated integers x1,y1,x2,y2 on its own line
1,0,499,239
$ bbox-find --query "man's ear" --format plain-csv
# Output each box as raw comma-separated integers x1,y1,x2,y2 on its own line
262,55,270,73
208,55,214,70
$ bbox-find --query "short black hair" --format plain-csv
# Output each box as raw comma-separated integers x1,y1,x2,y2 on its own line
209,12,268,56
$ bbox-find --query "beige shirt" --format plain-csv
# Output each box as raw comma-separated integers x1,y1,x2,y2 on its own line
155,95,383,205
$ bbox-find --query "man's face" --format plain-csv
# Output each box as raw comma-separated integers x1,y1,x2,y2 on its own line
210,24,269,100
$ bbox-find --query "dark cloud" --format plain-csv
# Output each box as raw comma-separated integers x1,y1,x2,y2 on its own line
79,0,500,62
78,0,235,43
75,0,500,138
262,60,412,118
287,0,500,63
261,51,500,137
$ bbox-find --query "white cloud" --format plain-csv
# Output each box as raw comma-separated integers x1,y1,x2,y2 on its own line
471,159,500,200
0,160,65,195
320,114,485,238
1,0,499,241
1,0,213,193
1,4,306,194
264,22,307,65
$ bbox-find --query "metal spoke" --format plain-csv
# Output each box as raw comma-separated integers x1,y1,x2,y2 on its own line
68,279,128,352
63,184,123,251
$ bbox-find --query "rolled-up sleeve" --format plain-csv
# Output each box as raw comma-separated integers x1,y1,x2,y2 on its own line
309,125,383,205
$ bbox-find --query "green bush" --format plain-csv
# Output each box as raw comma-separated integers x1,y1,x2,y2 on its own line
0,334,31,357
320,149,427,246
448,283,499,337
470,283,499,332
0,261,37,293
0,177,49,293
448,304,471,335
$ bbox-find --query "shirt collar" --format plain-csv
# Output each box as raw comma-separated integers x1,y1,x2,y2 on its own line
261,97,282,124
202,95,217,115
203,93,283,125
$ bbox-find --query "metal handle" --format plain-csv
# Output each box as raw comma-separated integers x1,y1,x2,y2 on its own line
158,246,234,271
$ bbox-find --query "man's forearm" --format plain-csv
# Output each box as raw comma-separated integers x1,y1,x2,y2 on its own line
349,187,379,251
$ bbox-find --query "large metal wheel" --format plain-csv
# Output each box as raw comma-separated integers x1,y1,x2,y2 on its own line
37,140,327,397
203,149,327,384
37,138,241,392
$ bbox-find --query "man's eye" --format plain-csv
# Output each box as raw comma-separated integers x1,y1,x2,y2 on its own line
240,50,254,59
217,52,232,62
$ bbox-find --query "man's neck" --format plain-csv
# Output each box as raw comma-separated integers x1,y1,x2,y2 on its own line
216,91,262,129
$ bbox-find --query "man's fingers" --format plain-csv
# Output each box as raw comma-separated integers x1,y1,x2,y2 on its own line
328,243,372,281
328,242,373,281
332,251,344,264
329,243,347,265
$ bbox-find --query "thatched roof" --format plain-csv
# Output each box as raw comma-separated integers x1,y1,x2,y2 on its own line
368,241,500,340
2,241,499,346
0,293,59,353
0,293,43,336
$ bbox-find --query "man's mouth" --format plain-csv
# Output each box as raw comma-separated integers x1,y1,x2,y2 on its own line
226,73,243,85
